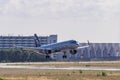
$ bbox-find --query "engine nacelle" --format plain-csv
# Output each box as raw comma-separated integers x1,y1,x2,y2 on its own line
44,50,52,54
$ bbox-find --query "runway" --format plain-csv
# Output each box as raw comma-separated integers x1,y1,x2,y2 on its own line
0,63,120,71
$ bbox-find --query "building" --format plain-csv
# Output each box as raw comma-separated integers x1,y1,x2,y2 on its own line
0,35,57,48
52,43,120,60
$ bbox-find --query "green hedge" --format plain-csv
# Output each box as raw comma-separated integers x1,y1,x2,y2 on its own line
0,48,51,62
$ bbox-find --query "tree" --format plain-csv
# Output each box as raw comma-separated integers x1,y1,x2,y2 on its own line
0,48,48,62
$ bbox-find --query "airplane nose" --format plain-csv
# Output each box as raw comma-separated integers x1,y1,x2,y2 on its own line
77,41,80,46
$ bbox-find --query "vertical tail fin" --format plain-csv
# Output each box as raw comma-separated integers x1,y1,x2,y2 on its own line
34,34,41,47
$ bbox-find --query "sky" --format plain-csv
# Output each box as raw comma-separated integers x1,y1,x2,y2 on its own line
0,0,120,42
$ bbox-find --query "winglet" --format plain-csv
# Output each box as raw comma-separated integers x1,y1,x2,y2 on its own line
87,40,90,45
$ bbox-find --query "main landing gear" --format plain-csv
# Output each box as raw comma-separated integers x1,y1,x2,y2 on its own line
62,50,77,59
46,55,50,59
63,50,77,59
45,50,51,59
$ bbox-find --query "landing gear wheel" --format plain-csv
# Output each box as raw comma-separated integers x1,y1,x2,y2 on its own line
63,51,67,59
63,55,67,59
46,55,50,59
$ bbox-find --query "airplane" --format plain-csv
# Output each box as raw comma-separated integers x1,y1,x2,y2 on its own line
33,34,90,59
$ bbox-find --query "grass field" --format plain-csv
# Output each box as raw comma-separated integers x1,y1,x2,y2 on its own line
0,68,120,80
0,61,120,80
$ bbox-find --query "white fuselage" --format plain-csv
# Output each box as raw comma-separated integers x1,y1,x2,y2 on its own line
39,40,79,53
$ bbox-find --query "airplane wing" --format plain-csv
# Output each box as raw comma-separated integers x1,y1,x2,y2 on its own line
77,45,89,49
10,46,44,54
77,40,90,49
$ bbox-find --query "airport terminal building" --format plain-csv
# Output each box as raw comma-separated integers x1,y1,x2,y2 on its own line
52,43,120,60
0,35,57,48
